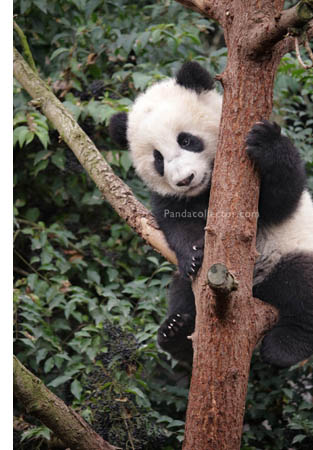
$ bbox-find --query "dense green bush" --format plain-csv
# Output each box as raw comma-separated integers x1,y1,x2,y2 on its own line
13,1,312,449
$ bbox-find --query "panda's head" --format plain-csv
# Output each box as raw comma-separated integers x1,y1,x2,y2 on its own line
109,62,222,197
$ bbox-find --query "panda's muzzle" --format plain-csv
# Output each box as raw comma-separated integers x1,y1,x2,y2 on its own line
176,173,194,187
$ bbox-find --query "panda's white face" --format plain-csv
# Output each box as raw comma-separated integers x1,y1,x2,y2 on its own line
127,79,223,197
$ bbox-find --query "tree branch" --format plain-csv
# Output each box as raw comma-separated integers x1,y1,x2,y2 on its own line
207,263,238,296
274,20,313,56
13,48,177,266
295,33,313,68
13,356,120,450
246,0,313,58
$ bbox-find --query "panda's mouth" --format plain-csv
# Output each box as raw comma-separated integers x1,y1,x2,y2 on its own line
185,172,209,195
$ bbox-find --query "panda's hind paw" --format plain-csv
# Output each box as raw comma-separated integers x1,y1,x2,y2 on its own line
158,313,194,350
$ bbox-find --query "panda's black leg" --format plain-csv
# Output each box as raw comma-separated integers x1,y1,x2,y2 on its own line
158,273,195,362
246,120,306,225
253,252,313,368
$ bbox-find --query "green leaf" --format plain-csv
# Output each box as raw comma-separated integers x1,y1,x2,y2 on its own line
33,0,48,13
33,159,49,176
147,256,159,266
48,375,72,388
50,48,69,61
20,0,31,14
36,348,48,365
126,386,146,399
63,101,82,121
71,379,83,400
25,207,40,222
120,152,132,173
51,150,66,170
34,150,51,165
13,126,32,148
44,357,55,373
35,129,50,149
87,269,101,285
292,434,307,444
27,274,38,291
71,0,86,11
132,73,151,91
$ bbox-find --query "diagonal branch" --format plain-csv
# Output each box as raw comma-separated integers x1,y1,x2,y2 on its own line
13,356,120,450
13,48,177,265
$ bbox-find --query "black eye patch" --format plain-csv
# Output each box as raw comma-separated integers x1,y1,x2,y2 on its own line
177,132,204,153
153,149,164,176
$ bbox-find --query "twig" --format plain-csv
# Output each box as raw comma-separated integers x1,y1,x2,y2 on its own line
304,35,313,61
295,34,313,69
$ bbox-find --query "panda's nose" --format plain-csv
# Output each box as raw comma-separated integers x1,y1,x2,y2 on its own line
176,174,194,187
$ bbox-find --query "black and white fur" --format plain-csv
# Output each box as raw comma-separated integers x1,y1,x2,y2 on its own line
110,62,313,368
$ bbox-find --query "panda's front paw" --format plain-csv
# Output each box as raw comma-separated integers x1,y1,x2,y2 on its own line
246,120,281,169
179,241,204,279
189,244,204,276
158,313,195,351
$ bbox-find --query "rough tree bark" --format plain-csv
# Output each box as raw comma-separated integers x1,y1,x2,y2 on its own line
173,1,313,449
13,356,120,450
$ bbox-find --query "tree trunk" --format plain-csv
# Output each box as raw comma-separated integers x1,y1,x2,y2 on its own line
175,1,313,449
184,57,279,450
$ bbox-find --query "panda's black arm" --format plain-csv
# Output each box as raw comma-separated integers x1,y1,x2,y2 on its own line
150,192,208,277
246,121,306,225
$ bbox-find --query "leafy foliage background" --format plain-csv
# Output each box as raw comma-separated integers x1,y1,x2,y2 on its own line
13,1,313,449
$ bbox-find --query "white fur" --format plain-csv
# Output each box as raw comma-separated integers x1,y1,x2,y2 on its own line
254,190,313,284
127,78,223,197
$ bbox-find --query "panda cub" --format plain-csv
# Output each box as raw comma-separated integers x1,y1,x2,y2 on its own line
110,62,313,368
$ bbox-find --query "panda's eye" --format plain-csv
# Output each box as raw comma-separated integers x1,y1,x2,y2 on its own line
177,132,204,153
154,149,163,162
182,137,191,147
153,149,164,176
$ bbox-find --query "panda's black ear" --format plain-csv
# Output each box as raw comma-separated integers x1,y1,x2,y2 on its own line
109,112,128,149
176,62,214,94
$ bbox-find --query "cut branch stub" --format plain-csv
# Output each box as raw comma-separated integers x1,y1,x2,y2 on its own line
207,263,238,296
